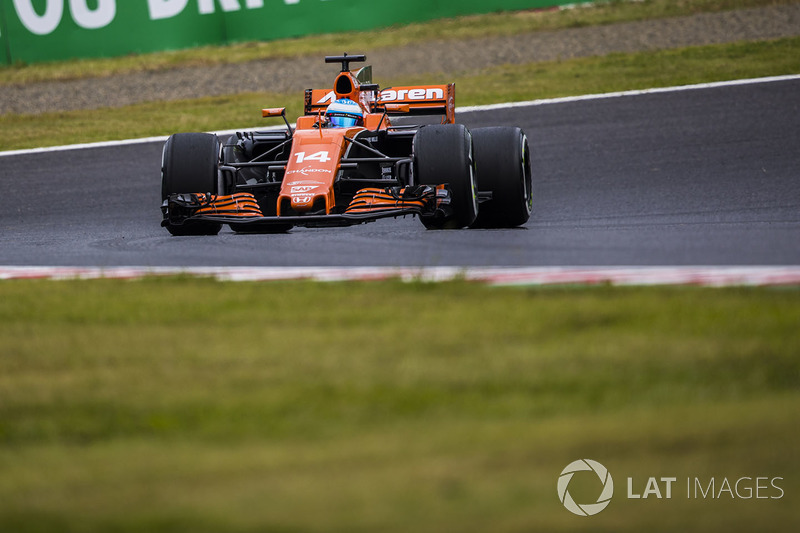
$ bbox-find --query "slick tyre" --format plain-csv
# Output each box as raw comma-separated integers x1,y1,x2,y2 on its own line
161,132,223,236
471,127,532,228
413,124,478,229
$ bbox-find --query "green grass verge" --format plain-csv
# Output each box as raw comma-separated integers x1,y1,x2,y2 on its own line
0,279,798,532
2,36,798,151
0,0,795,85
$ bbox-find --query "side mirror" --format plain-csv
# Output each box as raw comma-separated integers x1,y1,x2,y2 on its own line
262,107,286,118
261,107,293,136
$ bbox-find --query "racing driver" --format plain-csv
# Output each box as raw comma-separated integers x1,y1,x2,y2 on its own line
325,98,364,127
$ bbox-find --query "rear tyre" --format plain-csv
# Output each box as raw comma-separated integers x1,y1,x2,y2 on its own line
413,124,478,229
471,127,532,228
161,132,223,236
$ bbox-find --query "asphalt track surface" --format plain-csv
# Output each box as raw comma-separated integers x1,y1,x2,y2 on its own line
1,78,798,267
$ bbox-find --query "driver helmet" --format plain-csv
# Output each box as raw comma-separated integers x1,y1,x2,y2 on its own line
325,98,364,128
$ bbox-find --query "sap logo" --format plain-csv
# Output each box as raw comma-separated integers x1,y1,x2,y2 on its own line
379,88,445,102
290,185,317,193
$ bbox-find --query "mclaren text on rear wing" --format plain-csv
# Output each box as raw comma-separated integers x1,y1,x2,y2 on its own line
304,83,456,124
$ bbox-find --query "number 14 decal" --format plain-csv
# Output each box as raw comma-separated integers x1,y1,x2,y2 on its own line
293,151,330,163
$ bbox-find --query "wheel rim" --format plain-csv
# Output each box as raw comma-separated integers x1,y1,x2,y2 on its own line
468,135,479,218
520,133,533,216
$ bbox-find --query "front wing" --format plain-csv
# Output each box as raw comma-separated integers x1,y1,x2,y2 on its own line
162,186,451,231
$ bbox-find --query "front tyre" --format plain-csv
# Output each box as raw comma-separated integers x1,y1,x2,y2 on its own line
471,127,532,228
413,124,478,229
161,132,222,236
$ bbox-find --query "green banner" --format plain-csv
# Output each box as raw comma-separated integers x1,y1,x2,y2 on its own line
0,0,594,65
0,0,13,64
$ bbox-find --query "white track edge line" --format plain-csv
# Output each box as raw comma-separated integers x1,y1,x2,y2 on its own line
2,74,798,158
456,74,800,113
1,266,799,286
0,125,288,158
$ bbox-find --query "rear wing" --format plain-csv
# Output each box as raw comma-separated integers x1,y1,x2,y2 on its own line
304,83,456,124
376,84,455,124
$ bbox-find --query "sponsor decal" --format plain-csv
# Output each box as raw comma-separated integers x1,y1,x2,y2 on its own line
285,179,323,205
379,87,445,102
290,185,318,193
286,180,324,187
285,167,330,177
316,91,336,105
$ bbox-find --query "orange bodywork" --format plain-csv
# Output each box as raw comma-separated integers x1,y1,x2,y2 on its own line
277,127,357,215
284,71,455,216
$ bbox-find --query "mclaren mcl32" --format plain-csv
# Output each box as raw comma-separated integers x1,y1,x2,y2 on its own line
161,53,532,234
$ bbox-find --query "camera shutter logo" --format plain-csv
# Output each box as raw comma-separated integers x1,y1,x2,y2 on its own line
557,459,614,516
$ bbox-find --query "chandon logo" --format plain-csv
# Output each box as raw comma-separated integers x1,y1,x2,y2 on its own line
285,167,329,177
557,459,614,517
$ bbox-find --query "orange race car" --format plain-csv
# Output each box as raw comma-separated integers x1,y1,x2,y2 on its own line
160,53,532,235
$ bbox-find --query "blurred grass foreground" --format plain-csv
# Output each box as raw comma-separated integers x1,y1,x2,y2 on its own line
0,279,797,532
